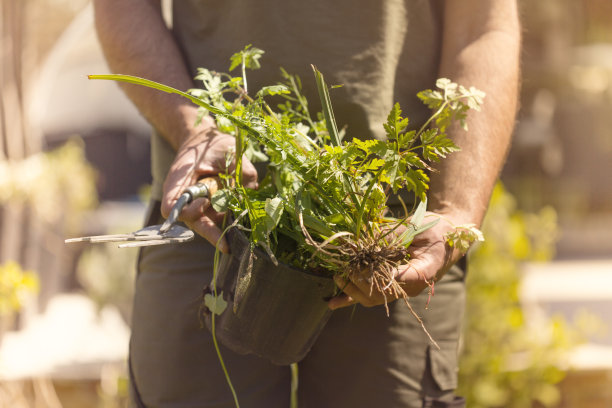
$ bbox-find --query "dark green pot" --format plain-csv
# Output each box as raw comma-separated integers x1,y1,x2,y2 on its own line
203,225,337,365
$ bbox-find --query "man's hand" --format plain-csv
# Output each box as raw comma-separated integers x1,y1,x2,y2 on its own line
328,212,465,310
94,0,261,253
161,124,258,253
327,0,520,311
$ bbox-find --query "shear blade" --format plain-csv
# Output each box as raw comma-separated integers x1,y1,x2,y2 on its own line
119,225,194,247
65,224,194,246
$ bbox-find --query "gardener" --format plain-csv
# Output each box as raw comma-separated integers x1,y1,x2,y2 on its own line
93,1,520,407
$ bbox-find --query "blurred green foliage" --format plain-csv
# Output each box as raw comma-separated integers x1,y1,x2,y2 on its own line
0,261,38,316
458,184,579,408
0,139,98,232
0,139,96,323
77,239,137,325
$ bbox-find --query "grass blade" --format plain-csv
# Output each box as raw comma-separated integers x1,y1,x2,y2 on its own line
311,65,341,147
89,74,257,136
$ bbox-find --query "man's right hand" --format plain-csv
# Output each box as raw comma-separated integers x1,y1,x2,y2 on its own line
161,123,258,253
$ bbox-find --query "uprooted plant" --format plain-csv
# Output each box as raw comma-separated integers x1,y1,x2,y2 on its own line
90,44,484,318
90,45,487,407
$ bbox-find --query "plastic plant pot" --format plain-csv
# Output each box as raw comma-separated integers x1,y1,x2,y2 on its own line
202,224,337,365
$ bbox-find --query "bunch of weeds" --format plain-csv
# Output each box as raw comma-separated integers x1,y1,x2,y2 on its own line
90,45,486,407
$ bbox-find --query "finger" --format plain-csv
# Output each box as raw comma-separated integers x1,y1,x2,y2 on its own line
331,276,378,308
161,153,201,218
327,293,356,310
328,276,358,310
396,261,434,297
351,277,403,306
186,216,229,254
179,197,210,222
349,275,377,296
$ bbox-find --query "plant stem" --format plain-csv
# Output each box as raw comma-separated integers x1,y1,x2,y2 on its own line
286,73,321,140
416,101,448,138
242,55,248,94
354,166,386,239
311,67,361,210
290,363,299,408
235,127,244,187
212,220,241,408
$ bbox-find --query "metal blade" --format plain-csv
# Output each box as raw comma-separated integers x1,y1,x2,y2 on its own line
65,233,139,243
119,224,194,247
65,224,194,246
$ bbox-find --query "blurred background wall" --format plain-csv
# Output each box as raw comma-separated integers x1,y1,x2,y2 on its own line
508,0,612,260
0,0,611,407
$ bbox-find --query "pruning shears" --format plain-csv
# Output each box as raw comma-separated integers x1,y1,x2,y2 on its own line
65,177,220,248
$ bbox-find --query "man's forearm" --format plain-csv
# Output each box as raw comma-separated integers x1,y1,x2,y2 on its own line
430,0,521,226
93,0,210,150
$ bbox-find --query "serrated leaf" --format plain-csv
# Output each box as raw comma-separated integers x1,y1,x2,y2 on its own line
381,152,400,187
353,138,379,153
417,89,443,109
422,133,460,162
363,158,385,171
446,223,485,253
383,103,409,141
230,44,264,71
404,169,429,200
420,128,438,144
398,130,417,147
401,152,428,170
256,85,290,98
369,140,390,157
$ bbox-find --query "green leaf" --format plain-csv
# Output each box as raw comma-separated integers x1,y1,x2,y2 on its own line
417,89,444,110
204,292,228,315
383,103,409,141
398,130,417,147
411,198,428,227
420,128,438,145
324,213,345,224
229,44,264,71
301,212,335,237
256,85,290,98
211,189,231,212
312,65,341,147
398,218,440,247
369,140,391,157
422,133,460,162
264,196,284,232
244,142,269,162
353,138,379,154
401,152,427,169
88,74,261,138
363,158,385,171
404,169,430,201
379,151,401,187
446,224,485,253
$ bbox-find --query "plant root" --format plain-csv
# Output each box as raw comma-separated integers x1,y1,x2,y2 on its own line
301,216,440,348
314,231,440,349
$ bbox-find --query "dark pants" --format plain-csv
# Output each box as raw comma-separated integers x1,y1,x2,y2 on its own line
129,203,466,408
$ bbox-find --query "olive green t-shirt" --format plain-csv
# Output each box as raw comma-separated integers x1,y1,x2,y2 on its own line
151,0,444,200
